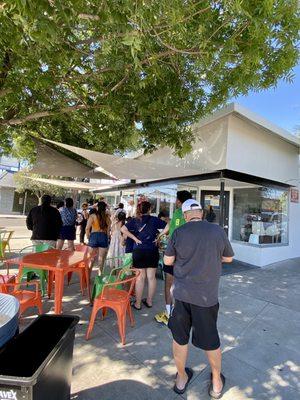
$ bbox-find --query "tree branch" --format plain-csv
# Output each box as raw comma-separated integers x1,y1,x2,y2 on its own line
152,30,204,55
154,4,211,34
78,13,100,21
0,104,93,126
0,72,129,126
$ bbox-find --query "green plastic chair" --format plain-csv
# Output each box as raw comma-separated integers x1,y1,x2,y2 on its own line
91,254,133,301
19,243,53,296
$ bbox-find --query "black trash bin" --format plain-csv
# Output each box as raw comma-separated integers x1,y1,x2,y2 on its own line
0,314,79,400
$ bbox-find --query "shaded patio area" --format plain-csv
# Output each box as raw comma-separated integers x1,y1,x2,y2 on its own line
15,257,300,400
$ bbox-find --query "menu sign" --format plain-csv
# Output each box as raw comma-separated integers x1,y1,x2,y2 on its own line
290,188,299,203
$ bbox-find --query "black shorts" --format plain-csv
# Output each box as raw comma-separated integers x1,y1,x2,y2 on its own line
162,264,174,276
59,225,76,241
132,248,159,269
168,300,220,351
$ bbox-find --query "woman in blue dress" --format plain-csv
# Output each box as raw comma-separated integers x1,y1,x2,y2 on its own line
121,201,166,310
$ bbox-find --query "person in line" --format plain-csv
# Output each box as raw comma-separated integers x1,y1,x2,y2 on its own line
158,210,170,224
121,201,166,309
114,202,125,215
206,205,217,223
123,216,135,254
164,199,234,397
57,198,77,251
26,194,62,248
86,201,111,274
56,200,64,209
107,211,126,268
78,202,89,244
126,199,135,218
155,190,192,325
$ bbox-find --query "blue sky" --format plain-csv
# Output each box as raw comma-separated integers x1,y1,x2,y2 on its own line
234,64,300,134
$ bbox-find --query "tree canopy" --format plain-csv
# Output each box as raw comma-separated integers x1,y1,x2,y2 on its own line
0,0,299,159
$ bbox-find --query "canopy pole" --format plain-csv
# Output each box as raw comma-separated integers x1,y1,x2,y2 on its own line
22,190,28,215
156,196,161,215
219,175,225,228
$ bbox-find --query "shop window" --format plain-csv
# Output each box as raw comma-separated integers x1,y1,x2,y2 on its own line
232,187,288,245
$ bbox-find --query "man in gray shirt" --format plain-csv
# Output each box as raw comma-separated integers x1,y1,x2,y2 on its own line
164,199,234,397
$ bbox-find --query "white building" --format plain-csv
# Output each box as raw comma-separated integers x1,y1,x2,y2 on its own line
29,103,300,267
0,156,20,214
130,103,300,267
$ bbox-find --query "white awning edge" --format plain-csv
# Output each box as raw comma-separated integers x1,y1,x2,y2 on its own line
25,176,119,191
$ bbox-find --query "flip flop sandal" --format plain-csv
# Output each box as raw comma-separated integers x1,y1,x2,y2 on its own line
131,301,142,310
208,373,226,399
142,298,152,308
173,367,194,395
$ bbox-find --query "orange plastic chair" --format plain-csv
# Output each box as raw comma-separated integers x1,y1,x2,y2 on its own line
86,270,139,345
66,244,89,291
0,273,16,285
0,258,17,285
0,278,42,316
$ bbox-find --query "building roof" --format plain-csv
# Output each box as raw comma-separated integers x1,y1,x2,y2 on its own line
194,103,300,148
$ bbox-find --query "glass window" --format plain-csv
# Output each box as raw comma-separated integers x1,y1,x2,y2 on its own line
232,187,288,245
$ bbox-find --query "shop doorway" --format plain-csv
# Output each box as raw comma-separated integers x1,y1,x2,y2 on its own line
201,190,230,234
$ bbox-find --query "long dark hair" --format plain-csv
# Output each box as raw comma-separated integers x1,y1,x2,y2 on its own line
97,201,108,230
136,201,151,220
117,211,126,226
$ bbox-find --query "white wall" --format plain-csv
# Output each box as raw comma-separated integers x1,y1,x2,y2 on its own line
138,117,229,172
187,183,300,267
0,188,14,213
231,183,300,267
227,115,299,184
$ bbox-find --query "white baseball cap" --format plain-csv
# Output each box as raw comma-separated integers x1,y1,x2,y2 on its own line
182,199,202,213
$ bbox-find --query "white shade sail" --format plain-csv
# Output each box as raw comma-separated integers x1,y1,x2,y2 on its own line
29,139,110,179
25,176,118,191
44,139,201,181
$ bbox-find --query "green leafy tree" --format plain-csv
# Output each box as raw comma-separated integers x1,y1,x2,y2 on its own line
0,0,299,158
14,171,68,203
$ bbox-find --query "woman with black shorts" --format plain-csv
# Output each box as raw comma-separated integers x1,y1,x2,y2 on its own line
57,198,77,251
121,201,166,310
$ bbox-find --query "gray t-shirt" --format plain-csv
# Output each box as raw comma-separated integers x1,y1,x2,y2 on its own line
165,220,234,307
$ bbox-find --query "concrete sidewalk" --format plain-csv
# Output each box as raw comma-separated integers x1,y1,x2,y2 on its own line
1,219,299,399
13,257,299,400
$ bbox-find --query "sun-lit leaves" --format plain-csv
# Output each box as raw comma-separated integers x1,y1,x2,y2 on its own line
0,0,299,161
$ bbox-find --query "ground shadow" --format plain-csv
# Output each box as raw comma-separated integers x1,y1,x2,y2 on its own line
71,380,164,400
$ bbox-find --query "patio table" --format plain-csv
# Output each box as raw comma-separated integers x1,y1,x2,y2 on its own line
5,249,91,314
